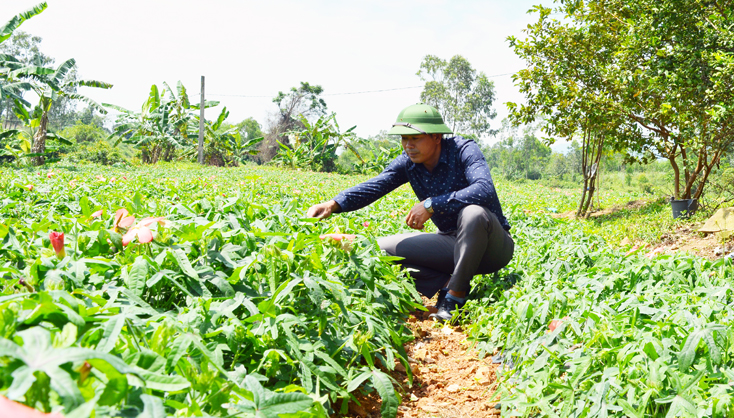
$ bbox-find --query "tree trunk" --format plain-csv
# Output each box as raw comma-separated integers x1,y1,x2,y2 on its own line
669,154,681,200
141,147,151,164
31,112,49,166
692,150,721,200
577,175,589,218
582,172,598,217
151,144,163,164
576,128,604,218
162,144,175,162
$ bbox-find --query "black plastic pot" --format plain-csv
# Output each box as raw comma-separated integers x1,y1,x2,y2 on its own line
671,198,698,219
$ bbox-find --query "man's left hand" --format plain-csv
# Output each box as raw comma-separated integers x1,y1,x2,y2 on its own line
406,201,432,230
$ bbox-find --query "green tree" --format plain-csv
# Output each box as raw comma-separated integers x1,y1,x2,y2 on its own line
58,121,106,143
12,58,112,165
337,130,401,174
72,105,107,129
261,82,327,163
0,30,53,125
272,112,357,172
509,0,734,203
107,82,205,163
107,81,246,165
546,153,570,180
0,3,48,128
272,82,327,125
1,31,86,132
203,108,264,167
0,30,53,66
236,117,263,143
508,2,627,216
417,54,497,138
483,120,551,180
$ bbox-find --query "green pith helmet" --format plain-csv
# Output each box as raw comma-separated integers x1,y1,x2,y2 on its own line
387,103,453,135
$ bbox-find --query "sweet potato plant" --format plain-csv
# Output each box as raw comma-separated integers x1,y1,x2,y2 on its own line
465,207,734,417
0,165,423,417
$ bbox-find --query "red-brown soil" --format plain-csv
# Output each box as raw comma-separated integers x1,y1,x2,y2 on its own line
639,223,733,260
345,302,501,418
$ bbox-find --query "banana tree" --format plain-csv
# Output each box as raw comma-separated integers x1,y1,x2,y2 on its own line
107,81,220,164
213,131,263,166
199,106,254,166
9,58,111,165
274,113,360,172
0,3,47,45
0,3,48,126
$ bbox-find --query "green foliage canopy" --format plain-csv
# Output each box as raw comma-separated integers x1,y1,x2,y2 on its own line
417,54,498,138
236,117,263,142
509,0,734,200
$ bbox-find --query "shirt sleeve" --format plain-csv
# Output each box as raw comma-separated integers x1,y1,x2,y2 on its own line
431,141,499,216
332,154,409,213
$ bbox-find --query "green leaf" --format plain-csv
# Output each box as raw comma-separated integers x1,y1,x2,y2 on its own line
6,366,35,401
0,2,48,43
46,131,72,145
678,329,703,370
371,370,399,418
79,196,91,218
140,394,167,418
63,397,99,418
617,399,643,418
170,248,199,279
164,334,192,373
347,369,372,393
127,256,148,296
96,314,125,353
274,277,303,305
53,323,77,348
46,364,85,409
98,375,128,406
258,393,315,418
108,230,123,251
361,344,375,369
240,376,314,418
703,329,723,365
134,368,191,392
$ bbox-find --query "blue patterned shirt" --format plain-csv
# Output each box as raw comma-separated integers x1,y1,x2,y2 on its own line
333,136,510,232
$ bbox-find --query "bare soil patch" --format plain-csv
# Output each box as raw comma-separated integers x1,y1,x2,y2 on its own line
552,199,648,219
638,223,734,260
345,300,501,418
551,200,734,260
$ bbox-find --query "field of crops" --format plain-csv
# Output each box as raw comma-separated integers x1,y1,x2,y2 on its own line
1,163,733,417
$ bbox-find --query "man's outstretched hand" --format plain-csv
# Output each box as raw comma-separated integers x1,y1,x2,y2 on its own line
406,201,432,230
306,200,341,220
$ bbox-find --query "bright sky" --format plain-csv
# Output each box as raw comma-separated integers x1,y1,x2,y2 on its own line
7,0,551,145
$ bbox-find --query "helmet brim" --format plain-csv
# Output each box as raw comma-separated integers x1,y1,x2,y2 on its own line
387,123,453,136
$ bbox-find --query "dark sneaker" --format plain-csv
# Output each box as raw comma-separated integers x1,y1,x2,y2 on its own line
433,288,448,309
429,295,464,322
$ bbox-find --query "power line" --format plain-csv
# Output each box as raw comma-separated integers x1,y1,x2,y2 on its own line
202,71,518,99
324,85,422,96
205,85,422,98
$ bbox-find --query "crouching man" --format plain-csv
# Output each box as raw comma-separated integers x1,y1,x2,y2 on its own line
307,103,514,321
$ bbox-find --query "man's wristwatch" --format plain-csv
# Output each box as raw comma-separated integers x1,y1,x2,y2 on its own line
424,197,434,214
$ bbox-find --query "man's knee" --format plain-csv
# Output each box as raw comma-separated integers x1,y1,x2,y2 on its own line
458,205,491,230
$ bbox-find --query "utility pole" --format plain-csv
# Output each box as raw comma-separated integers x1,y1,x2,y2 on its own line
198,75,205,164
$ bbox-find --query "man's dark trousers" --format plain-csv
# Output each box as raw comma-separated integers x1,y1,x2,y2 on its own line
378,205,514,298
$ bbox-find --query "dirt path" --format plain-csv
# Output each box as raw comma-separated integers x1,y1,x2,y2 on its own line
347,304,502,418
